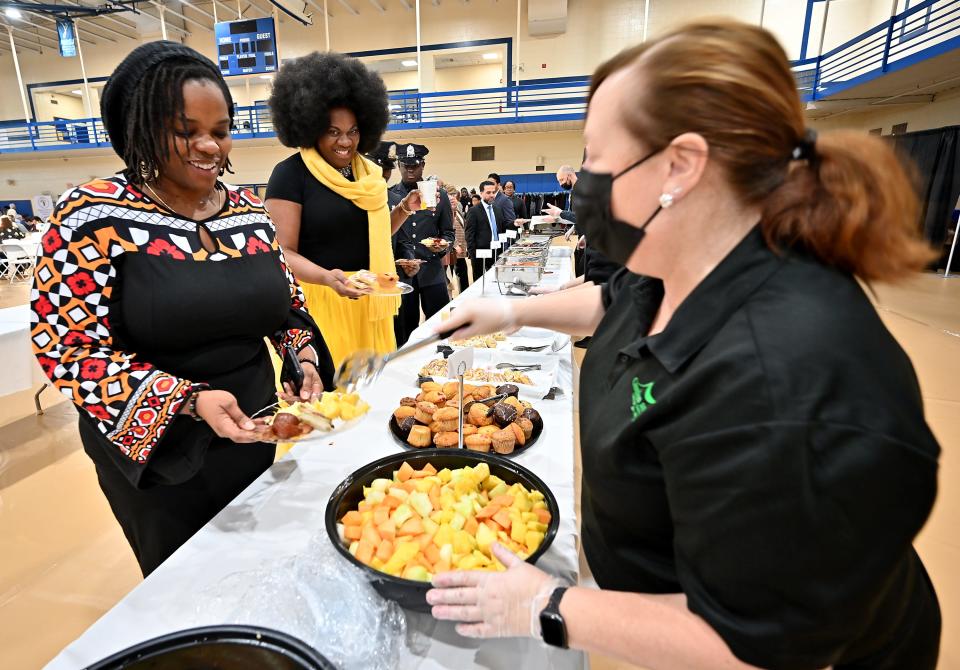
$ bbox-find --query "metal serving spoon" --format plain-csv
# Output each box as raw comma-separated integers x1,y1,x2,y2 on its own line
494,362,542,371
335,325,461,392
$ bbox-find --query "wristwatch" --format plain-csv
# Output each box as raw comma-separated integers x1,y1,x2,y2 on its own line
539,586,569,648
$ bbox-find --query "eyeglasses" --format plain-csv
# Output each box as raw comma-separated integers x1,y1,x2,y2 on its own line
326,127,360,140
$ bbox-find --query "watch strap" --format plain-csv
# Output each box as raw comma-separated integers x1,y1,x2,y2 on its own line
539,586,569,648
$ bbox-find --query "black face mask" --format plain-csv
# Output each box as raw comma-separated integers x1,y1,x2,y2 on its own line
574,150,661,265
559,181,573,191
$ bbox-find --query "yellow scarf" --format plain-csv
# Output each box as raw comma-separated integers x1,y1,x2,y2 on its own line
299,147,398,320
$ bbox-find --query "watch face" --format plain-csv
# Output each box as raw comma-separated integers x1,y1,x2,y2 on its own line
540,610,566,648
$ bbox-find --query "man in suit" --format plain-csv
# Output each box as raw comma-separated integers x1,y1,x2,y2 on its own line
465,180,506,282
389,142,455,345
485,172,517,231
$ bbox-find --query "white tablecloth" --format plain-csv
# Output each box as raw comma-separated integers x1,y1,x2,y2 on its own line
46,255,585,669
0,305,40,398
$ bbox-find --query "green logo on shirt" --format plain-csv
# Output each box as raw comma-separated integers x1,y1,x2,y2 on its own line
631,378,656,420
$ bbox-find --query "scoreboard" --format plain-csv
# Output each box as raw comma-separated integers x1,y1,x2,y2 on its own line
215,17,278,77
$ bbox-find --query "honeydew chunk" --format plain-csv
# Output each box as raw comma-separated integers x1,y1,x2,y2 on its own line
392,503,413,527
408,491,433,518
349,541,359,556
437,468,453,483
388,487,409,501
450,512,466,531
371,478,394,493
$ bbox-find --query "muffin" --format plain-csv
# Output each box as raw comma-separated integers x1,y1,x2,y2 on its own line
429,420,444,434
465,434,492,452
462,424,478,437
508,421,526,446
415,401,438,425
422,391,447,406
521,408,543,434
516,417,534,441
396,416,417,438
433,407,460,432
393,406,416,422
420,381,442,394
496,383,520,399
477,425,499,437
503,396,525,412
442,381,461,398
491,428,516,455
407,425,432,448
473,385,494,400
433,431,459,448
491,402,518,428
468,402,494,427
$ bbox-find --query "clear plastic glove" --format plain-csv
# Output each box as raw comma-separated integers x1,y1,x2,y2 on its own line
427,543,561,639
434,299,517,341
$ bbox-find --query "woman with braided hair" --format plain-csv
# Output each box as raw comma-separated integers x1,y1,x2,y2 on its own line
30,41,333,576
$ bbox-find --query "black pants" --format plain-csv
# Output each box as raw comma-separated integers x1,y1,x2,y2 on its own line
82,421,275,576
395,276,449,346
453,256,470,290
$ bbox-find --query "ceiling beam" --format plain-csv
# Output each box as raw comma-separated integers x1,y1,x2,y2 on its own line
12,12,101,44
21,6,120,41
55,1,141,38
136,5,191,35
336,0,358,15
0,26,43,51
173,0,216,22
3,21,60,48
367,0,384,11
150,0,210,31
398,0,411,9
67,0,139,29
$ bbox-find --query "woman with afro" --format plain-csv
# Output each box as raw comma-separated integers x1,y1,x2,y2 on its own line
266,52,422,366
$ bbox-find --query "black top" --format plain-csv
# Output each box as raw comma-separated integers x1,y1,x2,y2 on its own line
580,227,940,669
389,180,455,287
266,153,371,272
31,176,333,488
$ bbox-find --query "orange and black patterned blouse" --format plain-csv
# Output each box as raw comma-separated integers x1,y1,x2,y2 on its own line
30,176,328,485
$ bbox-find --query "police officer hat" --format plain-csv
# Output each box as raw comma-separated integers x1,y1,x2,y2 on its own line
365,141,397,169
396,143,429,166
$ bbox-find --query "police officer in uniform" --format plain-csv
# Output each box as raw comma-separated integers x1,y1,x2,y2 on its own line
389,143,454,345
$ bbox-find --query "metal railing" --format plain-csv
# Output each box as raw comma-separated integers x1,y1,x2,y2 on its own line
1,0,958,154
810,0,960,100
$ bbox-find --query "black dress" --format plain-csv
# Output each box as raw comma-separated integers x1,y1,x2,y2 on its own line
266,153,370,271
580,227,940,669
31,176,333,576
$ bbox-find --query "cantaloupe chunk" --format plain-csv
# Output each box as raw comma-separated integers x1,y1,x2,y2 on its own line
341,510,363,526
344,524,363,541
356,539,375,565
376,539,394,562
398,516,425,537
397,461,415,482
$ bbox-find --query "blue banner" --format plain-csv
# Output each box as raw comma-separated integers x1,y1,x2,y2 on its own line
57,19,77,58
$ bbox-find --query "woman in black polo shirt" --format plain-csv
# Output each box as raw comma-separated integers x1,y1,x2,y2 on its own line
428,20,941,670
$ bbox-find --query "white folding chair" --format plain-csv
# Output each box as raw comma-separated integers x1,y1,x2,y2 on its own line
4,244,35,282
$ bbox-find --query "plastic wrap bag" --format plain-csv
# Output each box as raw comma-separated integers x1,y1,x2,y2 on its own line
197,535,406,670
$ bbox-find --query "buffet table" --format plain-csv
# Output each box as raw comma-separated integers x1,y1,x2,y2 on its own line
46,250,585,669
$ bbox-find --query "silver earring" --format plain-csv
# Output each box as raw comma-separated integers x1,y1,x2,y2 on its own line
659,193,674,208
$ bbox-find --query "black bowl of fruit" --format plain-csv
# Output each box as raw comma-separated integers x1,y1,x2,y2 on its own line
325,449,560,612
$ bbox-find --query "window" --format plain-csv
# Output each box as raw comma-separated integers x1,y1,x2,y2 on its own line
868,128,882,135
472,146,495,161
899,0,933,43
892,122,908,135
535,165,545,172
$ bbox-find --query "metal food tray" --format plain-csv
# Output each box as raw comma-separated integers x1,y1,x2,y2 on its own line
495,239,551,293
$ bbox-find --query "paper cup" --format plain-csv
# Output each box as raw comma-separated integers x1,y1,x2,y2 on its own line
418,180,439,208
